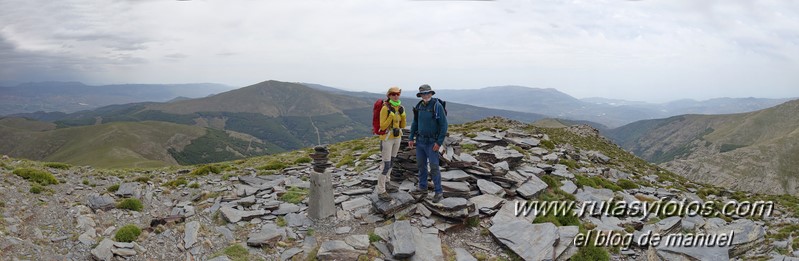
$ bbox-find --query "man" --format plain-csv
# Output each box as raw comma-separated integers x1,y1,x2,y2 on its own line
408,84,448,203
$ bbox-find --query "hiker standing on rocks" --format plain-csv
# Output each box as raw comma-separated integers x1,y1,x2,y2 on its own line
376,86,406,201
408,84,448,203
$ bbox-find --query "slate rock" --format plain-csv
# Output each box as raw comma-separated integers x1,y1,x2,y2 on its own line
317,240,365,260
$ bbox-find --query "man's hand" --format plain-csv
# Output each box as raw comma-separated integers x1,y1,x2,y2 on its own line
408,141,415,149
433,143,440,152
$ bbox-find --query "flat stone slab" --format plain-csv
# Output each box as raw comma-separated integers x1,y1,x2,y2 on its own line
560,180,577,194
87,194,116,211
219,206,266,223
272,203,301,215
410,225,444,261
441,170,474,182
442,181,471,192
183,221,200,249
317,240,365,260
477,179,506,197
491,200,536,224
469,194,505,214
390,220,416,259
247,224,284,247
489,221,559,261
284,213,313,227
370,191,416,216
115,182,139,197
342,197,371,211
516,176,548,199
342,188,373,195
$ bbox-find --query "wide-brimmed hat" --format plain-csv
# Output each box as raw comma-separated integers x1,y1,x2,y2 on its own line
386,86,401,97
416,84,435,97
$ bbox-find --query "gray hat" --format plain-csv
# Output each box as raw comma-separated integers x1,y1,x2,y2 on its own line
416,84,435,97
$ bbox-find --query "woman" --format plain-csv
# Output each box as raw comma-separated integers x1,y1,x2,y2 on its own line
376,86,406,201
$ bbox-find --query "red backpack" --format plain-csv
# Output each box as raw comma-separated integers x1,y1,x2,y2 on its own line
372,99,404,135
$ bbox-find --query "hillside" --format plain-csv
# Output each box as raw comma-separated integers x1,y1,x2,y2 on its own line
606,99,799,195
0,117,795,260
0,82,233,115
0,118,276,168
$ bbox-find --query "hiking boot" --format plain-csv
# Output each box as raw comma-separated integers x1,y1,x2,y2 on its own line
378,192,392,202
432,193,444,203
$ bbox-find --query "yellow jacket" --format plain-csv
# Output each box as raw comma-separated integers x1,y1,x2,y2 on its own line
379,103,406,140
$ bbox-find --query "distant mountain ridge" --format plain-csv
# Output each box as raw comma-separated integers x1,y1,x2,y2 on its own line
1,80,551,168
0,81,234,116
438,85,794,127
605,99,799,195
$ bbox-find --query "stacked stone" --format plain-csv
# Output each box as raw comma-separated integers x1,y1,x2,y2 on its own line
390,131,417,182
309,145,331,173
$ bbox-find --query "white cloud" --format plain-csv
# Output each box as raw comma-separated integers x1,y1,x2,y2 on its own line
0,0,797,102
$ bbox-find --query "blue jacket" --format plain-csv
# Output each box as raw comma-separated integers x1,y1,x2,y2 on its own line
409,98,448,145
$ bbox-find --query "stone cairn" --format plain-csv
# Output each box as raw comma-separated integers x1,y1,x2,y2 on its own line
309,145,332,172
308,145,335,219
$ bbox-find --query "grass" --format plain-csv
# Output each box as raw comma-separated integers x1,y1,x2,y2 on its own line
368,232,382,242
107,184,120,193
574,174,622,191
293,157,312,164
336,154,354,168
461,143,478,152
163,177,188,188
279,187,308,204
30,184,45,194
117,198,144,211
190,164,222,176
44,162,71,170
188,182,200,189
276,216,287,227
258,161,288,171
12,168,58,185
617,179,639,190
115,224,142,242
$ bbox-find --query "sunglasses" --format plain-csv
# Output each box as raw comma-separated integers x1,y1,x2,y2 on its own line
388,93,400,96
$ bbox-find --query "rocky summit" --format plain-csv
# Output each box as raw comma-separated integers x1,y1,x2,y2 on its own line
0,117,797,261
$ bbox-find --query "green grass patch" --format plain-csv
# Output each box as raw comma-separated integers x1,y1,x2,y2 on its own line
560,159,578,169
258,161,287,171
114,224,142,243
574,174,622,191
164,177,188,188
369,232,382,242
134,176,150,183
293,157,312,164
29,183,45,194
570,245,610,261
617,179,639,190
279,187,308,204
540,139,556,150
107,184,120,193
117,198,144,211
460,143,478,152
276,216,287,227
188,182,200,189
211,244,249,261
13,168,58,185
190,164,222,176
336,154,354,168
44,162,71,170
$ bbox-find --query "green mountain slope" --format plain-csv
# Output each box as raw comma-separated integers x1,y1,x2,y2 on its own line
0,119,277,168
606,99,799,195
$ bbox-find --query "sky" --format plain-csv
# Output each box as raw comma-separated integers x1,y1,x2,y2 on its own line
1,0,798,103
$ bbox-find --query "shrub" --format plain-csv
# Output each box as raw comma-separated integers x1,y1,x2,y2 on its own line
294,157,312,164
276,216,287,227
188,182,200,189
43,162,71,170
368,232,382,242
570,245,610,261
258,161,287,171
540,139,556,150
215,244,249,261
164,178,188,188
617,179,639,190
117,198,144,212
114,224,142,242
190,165,222,176
107,184,120,193
30,184,45,194
13,168,58,185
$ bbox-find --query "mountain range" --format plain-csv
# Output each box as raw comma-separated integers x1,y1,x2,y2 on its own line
0,82,234,115
437,86,793,127
606,99,799,195
0,80,547,168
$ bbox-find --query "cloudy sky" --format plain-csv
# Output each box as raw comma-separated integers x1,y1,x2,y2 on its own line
1,0,797,102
